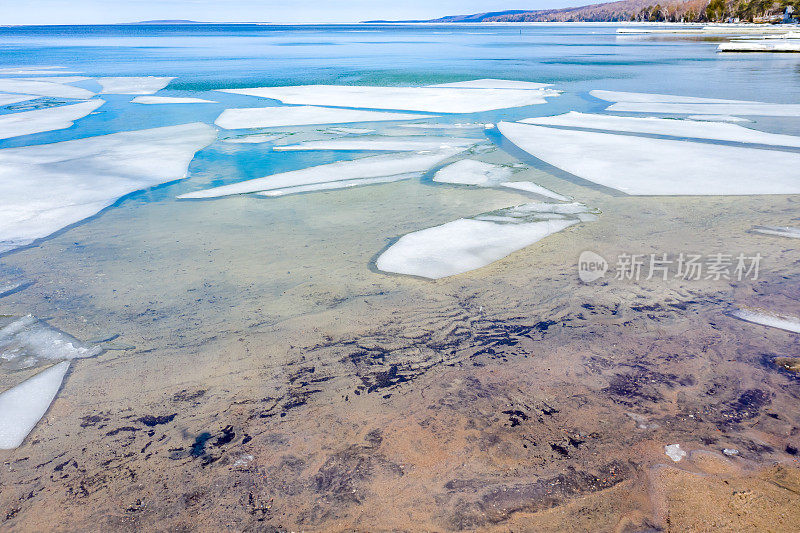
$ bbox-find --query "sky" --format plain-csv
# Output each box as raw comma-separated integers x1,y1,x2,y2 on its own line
0,0,574,25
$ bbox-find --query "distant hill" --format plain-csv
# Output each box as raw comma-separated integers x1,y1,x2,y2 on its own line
367,0,792,23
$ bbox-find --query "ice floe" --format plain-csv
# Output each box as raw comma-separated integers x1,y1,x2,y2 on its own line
215,105,431,129
0,93,38,106
519,112,800,148
428,79,552,90
590,90,800,117
665,444,686,462
399,122,489,130
256,174,418,197
132,96,217,104
687,115,750,123
432,159,512,186
325,127,376,134
219,84,559,113
15,76,91,84
0,66,81,75
498,121,800,196
751,225,800,239
0,79,94,100
375,202,595,279
0,122,216,253
730,309,800,333
0,361,70,449
0,315,102,368
274,136,477,152
499,181,571,201
222,133,285,144
97,76,175,95
179,149,463,199
0,100,104,140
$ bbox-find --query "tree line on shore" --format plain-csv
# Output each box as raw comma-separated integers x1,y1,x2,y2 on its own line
631,0,798,22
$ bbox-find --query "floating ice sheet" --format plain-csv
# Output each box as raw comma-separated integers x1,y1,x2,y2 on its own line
0,122,216,253
256,174,418,197
687,115,750,122
499,181,572,201
179,148,463,199
0,94,38,106
325,127,376,134
428,79,552,90
751,225,800,239
520,112,800,148
0,315,102,367
132,96,217,104
399,122,489,130
98,76,175,95
222,133,285,144
219,85,559,113
498,121,800,196
0,79,94,100
274,136,477,152
432,159,512,186
0,100,104,140
590,90,800,117
0,361,70,449
215,105,431,129
376,202,595,279
731,309,800,333
16,76,91,84
0,66,81,75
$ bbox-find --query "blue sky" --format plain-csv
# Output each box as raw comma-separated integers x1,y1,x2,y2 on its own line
0,0,573,25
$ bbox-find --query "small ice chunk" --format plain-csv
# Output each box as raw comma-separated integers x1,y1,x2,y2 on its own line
433,160,512,186
0,315,103,364
498,121,800,196
218,85,559,113
428,79,552,90
0,122,216,253
222,133,285,144
179,149,463,199
376,202,595,279
520,112,800,148
0,93,39,106
0,100,104,140
0,79,94,100
98,76,175,95
215,106,432,129
730,309,800,333
500,181,572,201
665,444,686,462
0,361,70,449
256,174,418,197
131,96,217,104
723,448,739,456
274,136,477,152
590,90,800,117
751,225,800,239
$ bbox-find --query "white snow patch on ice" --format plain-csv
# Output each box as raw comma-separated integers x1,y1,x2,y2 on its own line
256,174,418,197
731,309,800,333
519,112,800,148
0,79,94,99
274,136,477,152
665,444,686,462
0,100,104,140
218,85,559,113
499,181,572,201
498,121,800,196
590,90,800,117
432,159,512,186
215,105,431,129
179,149,462,199
376,202,595,279
428,79,552,90
751,225,800,239
98,77,175,95
0,122,216,253
0,361,70,449
0,315,102,365
132,96,217,104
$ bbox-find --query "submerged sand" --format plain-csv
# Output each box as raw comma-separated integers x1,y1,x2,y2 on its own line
0,140,799,530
